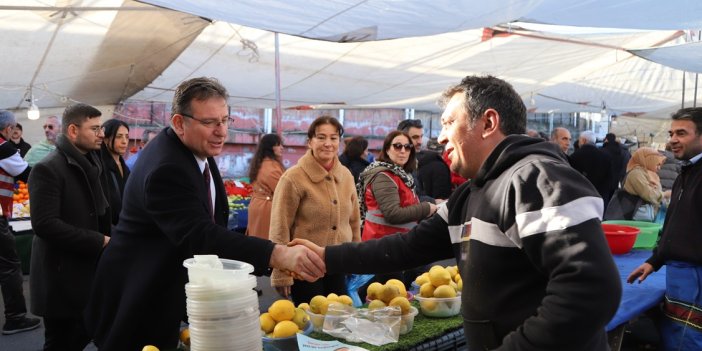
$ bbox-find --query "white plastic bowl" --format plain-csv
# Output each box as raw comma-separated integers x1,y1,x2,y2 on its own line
414,295,462,317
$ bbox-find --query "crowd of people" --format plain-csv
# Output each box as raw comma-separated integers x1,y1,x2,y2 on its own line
0,74,699,350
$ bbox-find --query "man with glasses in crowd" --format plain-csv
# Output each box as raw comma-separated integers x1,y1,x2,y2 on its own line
24,115,61,166
0,111,40,335
28,103,110,350
397,119,451,202
86,77,325,351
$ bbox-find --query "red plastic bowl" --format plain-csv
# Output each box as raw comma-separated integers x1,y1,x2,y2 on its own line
602,224,640,254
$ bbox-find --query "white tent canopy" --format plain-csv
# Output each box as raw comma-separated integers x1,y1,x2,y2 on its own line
1,0,702,120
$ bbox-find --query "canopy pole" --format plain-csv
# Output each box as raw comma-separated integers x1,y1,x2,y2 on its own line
682,71,686,108
274,32,282,136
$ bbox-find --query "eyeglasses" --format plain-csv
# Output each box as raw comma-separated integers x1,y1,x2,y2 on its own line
181,113,231,129
87,125,105,136
391,143,413,151
43,124,54,130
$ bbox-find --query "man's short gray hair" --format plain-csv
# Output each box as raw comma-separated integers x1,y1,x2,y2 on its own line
579,130,596,145
0,110,17,130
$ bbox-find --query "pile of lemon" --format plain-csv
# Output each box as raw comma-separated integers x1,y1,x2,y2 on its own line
259,299,310,338
366,279,412,315
414,265,462,298
303,293,354,330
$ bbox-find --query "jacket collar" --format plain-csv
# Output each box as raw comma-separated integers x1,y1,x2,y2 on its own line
299,149,343,183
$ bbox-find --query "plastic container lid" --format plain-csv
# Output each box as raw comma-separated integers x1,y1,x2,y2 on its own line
183,256,254,286
185,275,257,300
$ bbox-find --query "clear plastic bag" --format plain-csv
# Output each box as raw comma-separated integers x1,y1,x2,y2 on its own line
322,303,401,346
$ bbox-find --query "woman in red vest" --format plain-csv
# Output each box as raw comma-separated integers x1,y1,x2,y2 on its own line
357,131,437,291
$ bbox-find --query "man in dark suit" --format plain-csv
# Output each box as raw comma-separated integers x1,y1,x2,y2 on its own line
28,103,111,350
569,130,614,209
85,77,325,351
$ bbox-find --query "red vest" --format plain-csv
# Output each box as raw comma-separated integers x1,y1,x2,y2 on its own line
0,137,15,218
362,171,419,241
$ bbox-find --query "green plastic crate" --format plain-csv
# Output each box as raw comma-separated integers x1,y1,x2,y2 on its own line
602,220,661,249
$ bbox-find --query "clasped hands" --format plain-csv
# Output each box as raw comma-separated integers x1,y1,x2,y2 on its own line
270,239,326,282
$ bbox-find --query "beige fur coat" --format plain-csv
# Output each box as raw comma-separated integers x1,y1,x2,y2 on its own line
269,150,361,287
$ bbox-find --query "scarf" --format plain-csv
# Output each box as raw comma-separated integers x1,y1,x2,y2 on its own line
356,161,414,220
56,134,110,218
627,147,665,188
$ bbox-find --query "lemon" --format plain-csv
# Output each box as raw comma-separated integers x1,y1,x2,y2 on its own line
429,266,452,287
142,346,159,351
297,302,310,311
379,284,400,304
179,328,190,346
449,280,458,292
272,320,299,338
385,279,407,297
326,293,340,302
309,295,329,315
389,296,411,315
292,307,309,329
454,273,462,283
457,278,463,291
446,265,458,279
268,299,296,322
433,284,457,298
366,282,384,300
419,282,436,298
415,272,430,286
422,299,438,312
260,312,276,333
338,295,353,306
368,299,386,310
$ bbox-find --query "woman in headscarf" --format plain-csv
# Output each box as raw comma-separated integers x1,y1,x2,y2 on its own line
622,147,670,222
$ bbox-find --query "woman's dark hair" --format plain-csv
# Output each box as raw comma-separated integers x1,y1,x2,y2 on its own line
377,130,416,173
101,119,130,154
343,136,368,160
248,133,284,181
307,116,344,139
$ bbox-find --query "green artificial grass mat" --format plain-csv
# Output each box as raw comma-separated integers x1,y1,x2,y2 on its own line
308,302,464,351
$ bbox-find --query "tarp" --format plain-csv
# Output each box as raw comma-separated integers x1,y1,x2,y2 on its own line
629,41,702,74
2,0,702,119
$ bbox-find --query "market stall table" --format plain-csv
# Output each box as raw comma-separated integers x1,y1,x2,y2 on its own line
606,249,666,350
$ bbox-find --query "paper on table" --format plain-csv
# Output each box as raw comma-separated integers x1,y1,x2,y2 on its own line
297,334,369,351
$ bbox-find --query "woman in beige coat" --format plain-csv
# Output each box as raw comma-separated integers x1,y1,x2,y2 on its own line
246,134,285,239
269,116,361,305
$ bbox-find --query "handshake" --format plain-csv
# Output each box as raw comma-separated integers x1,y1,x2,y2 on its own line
270,239,326,282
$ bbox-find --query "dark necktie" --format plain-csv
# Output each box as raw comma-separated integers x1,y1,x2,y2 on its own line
203,162,214,221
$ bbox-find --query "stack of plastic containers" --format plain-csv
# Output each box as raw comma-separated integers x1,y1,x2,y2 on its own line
183,255,262,351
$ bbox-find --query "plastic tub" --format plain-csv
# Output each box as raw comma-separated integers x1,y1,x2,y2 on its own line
183,257,254,286
602,224,639,254
414,295,462,318
303,310,326,332
602,220,661,249
400,306,419,335
262,322,313,351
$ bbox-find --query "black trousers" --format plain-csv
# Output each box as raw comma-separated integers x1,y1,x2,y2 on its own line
290,273,347,306
0,216,27,321
43,317,92,351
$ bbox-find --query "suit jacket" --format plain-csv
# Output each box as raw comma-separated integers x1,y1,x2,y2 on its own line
28,135,110,318
85,127,276,351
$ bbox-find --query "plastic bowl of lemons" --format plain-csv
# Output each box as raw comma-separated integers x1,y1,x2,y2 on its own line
414,295,461,317
262,321,313,351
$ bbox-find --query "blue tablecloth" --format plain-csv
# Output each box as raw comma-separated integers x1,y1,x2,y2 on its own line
606,249,666,331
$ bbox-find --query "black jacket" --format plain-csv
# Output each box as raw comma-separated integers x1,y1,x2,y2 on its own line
648,159,702,269
326,136,620,350
99,147,130,225
339,153,370,184
569,143,614,207
10,138,31,158
416,150,451,199
86,127,275,351
28,135,110,318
